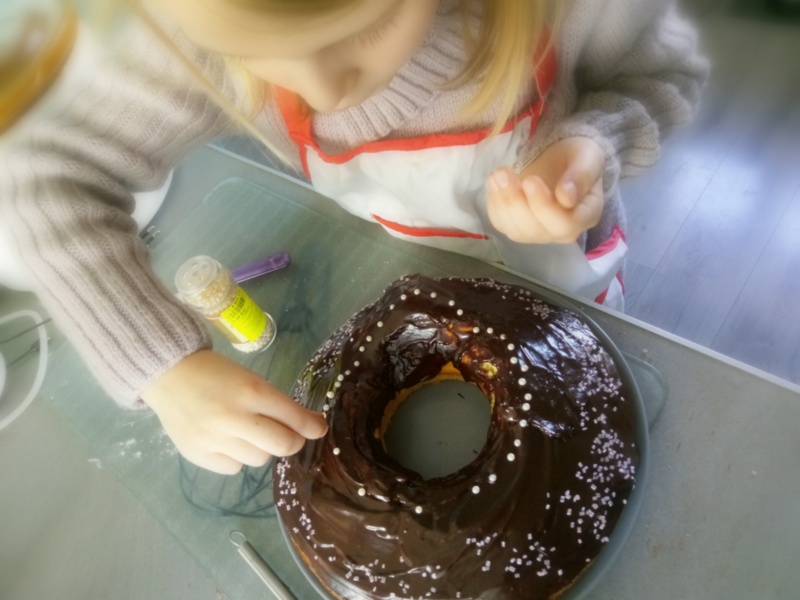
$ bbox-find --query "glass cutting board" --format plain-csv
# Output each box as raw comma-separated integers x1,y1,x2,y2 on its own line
39,177,663,600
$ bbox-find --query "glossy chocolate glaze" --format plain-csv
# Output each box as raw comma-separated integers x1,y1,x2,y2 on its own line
275,275,639,600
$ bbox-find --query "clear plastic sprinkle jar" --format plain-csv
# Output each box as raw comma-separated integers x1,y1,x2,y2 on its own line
175,255,275,353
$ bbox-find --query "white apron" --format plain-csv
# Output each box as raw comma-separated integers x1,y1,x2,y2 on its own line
275,47,626,310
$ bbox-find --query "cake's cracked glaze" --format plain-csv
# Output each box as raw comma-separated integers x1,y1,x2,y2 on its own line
274,274,639,600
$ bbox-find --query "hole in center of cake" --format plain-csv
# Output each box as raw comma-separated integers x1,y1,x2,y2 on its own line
382,379,491,480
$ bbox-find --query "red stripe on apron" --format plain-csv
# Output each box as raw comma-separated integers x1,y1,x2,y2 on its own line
371,214,489,239
273,36,558,173
586,226,626,261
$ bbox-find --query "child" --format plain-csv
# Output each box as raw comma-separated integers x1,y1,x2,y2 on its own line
0,0,708,474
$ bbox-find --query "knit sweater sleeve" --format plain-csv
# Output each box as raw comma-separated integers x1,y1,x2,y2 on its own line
0,20,236,408
519,0,710,194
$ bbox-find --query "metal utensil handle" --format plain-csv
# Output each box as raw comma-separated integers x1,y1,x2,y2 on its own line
231,531,296,600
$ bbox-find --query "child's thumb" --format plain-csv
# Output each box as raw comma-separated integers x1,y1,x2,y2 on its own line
556,142,605,209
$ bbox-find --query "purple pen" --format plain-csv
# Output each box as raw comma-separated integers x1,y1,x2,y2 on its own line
232,251,291,283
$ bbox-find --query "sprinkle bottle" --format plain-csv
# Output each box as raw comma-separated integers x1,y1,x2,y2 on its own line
175,255,276,353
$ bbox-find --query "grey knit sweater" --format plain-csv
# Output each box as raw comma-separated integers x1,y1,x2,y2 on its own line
0,0,708,407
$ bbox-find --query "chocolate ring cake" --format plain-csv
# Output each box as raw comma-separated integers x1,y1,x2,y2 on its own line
275,274,640,600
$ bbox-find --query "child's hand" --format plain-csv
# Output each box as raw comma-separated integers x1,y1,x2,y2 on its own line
487,137,605,244
141,350,328,474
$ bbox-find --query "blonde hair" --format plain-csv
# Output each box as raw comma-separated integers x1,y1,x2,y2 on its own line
104,0,561,158
456,1,558,135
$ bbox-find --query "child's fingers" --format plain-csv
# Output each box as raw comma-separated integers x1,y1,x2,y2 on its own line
571,182,605,231
487,168,548,242
190,409,318,472
522,175,601,242
236,412,314,458
521,175,575,241
254,391,329,441
219,392,329,461
488,158,604,244
487,166,519,197
217,437,272,468
191,452,244,475
555,141,605,210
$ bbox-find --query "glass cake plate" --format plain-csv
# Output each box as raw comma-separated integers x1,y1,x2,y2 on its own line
277,283,665,600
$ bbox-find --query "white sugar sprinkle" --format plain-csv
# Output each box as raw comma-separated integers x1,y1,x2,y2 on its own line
358,487,366,497
472,485,481,494
333,448,341,455
507,453,516,462
415,506,423,514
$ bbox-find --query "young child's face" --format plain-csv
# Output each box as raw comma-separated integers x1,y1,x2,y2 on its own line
160,0,439,112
